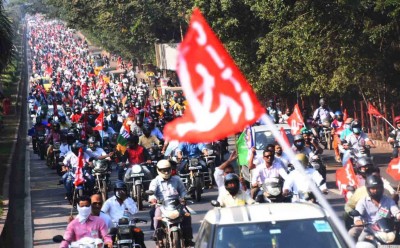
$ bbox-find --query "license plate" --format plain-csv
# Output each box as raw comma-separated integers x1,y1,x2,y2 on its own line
131,173,144,177
118,239,133,244
377,245,400,248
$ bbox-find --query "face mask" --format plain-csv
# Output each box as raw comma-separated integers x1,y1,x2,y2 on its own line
353,128,361,134
77,206,92,223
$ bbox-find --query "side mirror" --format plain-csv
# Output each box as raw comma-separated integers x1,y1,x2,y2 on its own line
52,235,64,243
349,210,361,217
211,200,220,207
145,190,154,196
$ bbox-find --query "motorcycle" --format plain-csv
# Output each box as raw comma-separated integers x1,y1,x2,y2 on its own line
319,121,332,150
92,160,112,201
146,191,190,248
203,155,217,186
179,157,207,202
349,210,400,247
36,130,46,160
255,177,288,203
47,141,61,169
53,235,105,248
124,162,153,210
109,217,147,248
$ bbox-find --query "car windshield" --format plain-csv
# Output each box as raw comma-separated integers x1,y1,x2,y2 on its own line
214,218,344,248
254,129,294,150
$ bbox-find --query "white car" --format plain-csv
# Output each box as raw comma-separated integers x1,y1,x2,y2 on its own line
32,104,66,123
196,203,347,248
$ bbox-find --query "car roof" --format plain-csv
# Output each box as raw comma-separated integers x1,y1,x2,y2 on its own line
252,123,290,132
204,203,327,225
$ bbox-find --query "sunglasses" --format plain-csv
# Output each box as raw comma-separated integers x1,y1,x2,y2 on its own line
264,155,273,158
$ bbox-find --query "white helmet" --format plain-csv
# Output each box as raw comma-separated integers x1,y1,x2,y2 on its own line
157,159,171,180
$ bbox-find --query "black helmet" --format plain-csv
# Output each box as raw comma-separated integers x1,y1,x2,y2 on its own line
71,141,83,156
351,119,362,134
365,175,384,201
114,181,128,199
355,157,374,178
52,121,60,131
224,173,240,196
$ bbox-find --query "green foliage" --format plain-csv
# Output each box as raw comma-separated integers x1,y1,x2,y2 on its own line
0,0,14,74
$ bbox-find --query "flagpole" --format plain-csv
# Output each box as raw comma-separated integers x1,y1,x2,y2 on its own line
260,114,355,247
380,116,395,130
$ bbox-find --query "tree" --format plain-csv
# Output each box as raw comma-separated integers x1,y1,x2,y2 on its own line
0,0,13,74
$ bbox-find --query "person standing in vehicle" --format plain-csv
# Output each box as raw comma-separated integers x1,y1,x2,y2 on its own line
387,116,400,158
348,175,400,242
148,160,194,247
101,181,138,223
219,173,255,207
60,195,112,248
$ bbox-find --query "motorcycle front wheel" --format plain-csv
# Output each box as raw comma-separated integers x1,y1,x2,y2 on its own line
101,180,108,201
135,184,143,210
172,230,181,248
194,177,202,202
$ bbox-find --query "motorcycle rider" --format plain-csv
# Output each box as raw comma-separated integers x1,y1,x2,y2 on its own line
292,134,316,157
345,119,376,157
331,111,345,162
30,116,47,154
249,147,288,199
46,121,62,159
70,107,82,123
176,141,209,174
313,98,335,139
218,173,255,207
300,127,323,155
282,154,327,202
60,195,112,248
138,124,160,150
85,136,114,161
267,99,281,124
120,135,152,181
387,116,400,158
101,181,138,223
348,175,400,242
148,160,194,247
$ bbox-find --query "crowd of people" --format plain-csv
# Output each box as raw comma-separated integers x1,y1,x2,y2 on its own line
25,14,400,248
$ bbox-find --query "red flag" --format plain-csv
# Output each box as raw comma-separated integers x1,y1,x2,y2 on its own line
163,9,265,142
336,160,358,195
343,108,348,121
53,101,58,117
387,158,400,181
278,127,291,147
367,102,382,118
74,148,85,186
93,111,104,131
286,104,304,135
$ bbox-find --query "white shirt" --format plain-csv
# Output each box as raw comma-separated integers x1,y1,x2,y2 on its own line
283,168,326,202
85,147,107,160
214,168,249,201
101,196,138,224
60,143,71,157
99,211,113,229
63,151,79,168
252,160,288,185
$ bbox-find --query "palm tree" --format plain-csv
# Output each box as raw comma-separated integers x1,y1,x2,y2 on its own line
0,0,13,74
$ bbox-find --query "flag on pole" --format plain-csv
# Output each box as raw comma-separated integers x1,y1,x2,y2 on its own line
387,158,400,181
116,120,131,154
336,160,358,195
236,131,249,166
286,104,304,135
163,8,265,142
74,148,85,186
367,102,382,118
93,111,104,131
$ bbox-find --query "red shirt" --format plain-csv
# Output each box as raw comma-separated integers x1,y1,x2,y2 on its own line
71,114,82,123
126,145,145,164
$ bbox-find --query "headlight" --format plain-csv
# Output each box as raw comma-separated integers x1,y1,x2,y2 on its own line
131,164,142,174
119,226,131,234
190,158,199,166
376,231,396,243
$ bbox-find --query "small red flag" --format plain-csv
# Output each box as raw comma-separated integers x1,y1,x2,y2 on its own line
93,111,104,131
367,102,382,118
74,148,85,186
336,160,358,195
286,104,304,135
279,127,291,147
163,8,265,142
387,158,400,181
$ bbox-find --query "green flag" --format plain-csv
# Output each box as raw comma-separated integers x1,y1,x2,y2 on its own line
236,131,249,166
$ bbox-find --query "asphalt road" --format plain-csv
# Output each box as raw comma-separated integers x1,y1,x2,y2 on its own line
28,131,396,248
